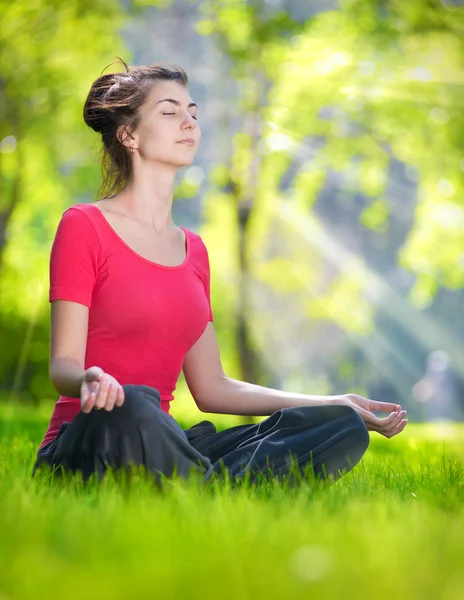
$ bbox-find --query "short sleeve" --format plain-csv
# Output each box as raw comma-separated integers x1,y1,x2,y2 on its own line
49,207,101,308
199,238,214,323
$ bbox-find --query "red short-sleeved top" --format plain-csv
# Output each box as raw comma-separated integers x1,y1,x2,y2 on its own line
39,203,213,449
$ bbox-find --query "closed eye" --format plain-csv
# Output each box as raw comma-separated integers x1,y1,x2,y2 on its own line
162,112,198,120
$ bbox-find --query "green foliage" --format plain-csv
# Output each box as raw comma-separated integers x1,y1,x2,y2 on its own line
0,0,128,396
0,0,127,316
190,0,464,402
258,1,464,307
2,0,464,405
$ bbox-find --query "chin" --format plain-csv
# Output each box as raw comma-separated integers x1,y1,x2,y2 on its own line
176,156,196,167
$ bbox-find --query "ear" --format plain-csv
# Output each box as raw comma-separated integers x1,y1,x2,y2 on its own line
116,124,137,151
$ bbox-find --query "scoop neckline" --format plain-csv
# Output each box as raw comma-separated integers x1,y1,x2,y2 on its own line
89,203,190,270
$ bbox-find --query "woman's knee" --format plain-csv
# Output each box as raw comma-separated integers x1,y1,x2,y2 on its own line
115,384,162,420
83,384,162,426
122,384,160,409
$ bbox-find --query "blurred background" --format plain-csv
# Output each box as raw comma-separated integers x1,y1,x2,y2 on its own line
1,0,464,426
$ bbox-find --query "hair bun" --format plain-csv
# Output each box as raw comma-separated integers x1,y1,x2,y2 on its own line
83,73,121,134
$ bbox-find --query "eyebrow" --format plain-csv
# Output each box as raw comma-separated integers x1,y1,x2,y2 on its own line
156,98,197,109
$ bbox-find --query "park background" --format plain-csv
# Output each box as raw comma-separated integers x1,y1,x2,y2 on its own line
1,0,464,424
1,2,464,600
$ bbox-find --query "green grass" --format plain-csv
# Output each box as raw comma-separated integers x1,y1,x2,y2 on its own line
0,404,463,600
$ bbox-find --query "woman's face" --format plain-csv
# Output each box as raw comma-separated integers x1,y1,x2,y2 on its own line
131,80,200,167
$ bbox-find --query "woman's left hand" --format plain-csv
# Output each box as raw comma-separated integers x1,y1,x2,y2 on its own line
341,394,408,439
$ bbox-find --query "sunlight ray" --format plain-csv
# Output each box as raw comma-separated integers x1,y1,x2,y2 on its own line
277,202,464,381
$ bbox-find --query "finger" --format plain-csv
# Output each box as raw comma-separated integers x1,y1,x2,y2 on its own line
392,419,408,437
104,383,117,411
89,381,100,393
396,418,408,430
379,411,407,436
115,386,125,407
369,411,401,435
383,410,405,429
82,392,96,413
369,400,403,413
81,380,98,405
388,410,405,424
95,377,109,409
392,410,407,426
383,419,407,439
85,371,101,387
355,406,383,427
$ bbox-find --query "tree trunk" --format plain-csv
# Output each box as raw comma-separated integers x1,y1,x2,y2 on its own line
234,66,268,424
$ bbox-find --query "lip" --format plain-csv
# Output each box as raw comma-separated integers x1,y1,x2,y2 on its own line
177,138,195,146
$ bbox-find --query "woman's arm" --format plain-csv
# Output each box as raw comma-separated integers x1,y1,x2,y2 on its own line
183,323,344,416
183,323,408,438
198,376,344,416
49,300,89,397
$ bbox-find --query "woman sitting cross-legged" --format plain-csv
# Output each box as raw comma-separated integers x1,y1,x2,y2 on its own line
33,60,408,485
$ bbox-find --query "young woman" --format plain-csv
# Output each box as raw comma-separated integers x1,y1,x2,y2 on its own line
33,61,408,485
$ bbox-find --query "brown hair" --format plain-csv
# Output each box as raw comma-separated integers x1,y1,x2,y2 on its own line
83,58,188,199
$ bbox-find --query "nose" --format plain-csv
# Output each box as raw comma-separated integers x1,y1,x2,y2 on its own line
182,113,197,130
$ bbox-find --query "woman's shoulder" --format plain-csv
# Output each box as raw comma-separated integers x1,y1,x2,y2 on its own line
57,203,104,234
183,226,209,255
54,204,102,249
61,202,98,219
182,227,211,276
51,204,102,266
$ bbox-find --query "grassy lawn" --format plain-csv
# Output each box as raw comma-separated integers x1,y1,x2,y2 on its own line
0,403,463,600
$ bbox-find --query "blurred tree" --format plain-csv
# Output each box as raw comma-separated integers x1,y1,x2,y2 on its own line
259,0,464,299
194,0,464,407
0,0,127,399
250,0,464,402
2,0,464,416
194,0,305,397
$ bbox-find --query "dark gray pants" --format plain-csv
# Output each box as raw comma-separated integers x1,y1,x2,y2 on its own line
33,384,370,485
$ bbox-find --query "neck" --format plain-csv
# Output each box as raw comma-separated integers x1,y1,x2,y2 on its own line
119,162,179,232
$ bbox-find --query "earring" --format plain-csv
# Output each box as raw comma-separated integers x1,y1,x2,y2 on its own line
130,147,134,155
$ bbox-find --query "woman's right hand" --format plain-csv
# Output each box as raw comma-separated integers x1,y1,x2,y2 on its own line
80,366,125,413
341,393,407,438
